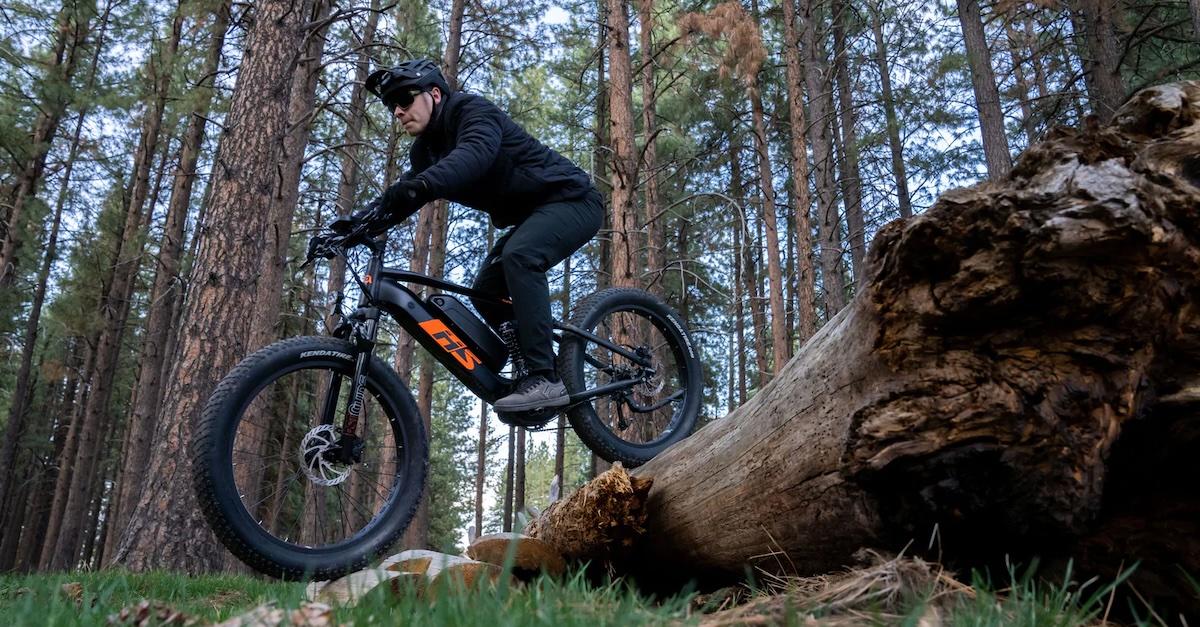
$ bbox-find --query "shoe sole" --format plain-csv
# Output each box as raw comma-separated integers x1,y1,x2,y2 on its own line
493,395,570,413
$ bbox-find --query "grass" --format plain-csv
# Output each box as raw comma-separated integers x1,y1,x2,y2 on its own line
0,570,306,625
0,558,1189,626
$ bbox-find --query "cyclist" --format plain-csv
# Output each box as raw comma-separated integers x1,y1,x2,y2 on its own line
352,59,604,412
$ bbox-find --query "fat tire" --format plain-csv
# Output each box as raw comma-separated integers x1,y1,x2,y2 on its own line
557,287,702,466
192,336,427,581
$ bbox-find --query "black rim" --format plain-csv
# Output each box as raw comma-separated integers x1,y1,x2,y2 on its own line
218,359,410,553
580,304,692,448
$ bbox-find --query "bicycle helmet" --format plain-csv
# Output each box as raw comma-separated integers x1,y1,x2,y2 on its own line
366,59,451,110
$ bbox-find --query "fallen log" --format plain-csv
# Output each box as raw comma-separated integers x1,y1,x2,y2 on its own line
614,82,1200,606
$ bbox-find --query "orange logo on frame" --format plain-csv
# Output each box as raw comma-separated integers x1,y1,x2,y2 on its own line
418,319,482,370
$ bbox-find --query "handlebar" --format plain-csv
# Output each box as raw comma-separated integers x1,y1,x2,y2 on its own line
303,205,390,267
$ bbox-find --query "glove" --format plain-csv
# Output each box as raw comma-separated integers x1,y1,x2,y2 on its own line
329,198,386,235
377,178,430,220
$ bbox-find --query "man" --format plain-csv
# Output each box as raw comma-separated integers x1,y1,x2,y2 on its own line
357,59,604,412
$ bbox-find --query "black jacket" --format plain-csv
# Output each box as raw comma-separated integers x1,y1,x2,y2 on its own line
406,91,593,228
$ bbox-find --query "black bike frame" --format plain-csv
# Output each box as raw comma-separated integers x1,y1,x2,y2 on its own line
333,237,653,423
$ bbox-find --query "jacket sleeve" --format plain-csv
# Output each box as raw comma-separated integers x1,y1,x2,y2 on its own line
413,98,503,196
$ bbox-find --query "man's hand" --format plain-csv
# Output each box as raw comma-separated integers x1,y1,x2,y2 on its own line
329,200,384,234
378,179,429,219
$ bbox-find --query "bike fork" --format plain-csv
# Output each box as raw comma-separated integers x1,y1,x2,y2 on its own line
319,240,385,464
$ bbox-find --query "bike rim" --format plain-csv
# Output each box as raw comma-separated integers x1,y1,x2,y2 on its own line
226,362,407,552
582,305,691,447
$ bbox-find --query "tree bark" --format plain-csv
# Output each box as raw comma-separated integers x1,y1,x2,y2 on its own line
112,0,307,573
503,426,515,532
831,0,865,285
107,0,231,565
607,0,638,289
956,0,1013,179
1071,0,1126,121
638,0,664,291
39,337,97,569
799,0,849,315
731,132,768,391
1005,18,1038,146
869,0,912,219
780,0,818,341
748,81,791,374
618,84,1200,612
474,401,488,538
515,428,527,516
1190,0,1200,45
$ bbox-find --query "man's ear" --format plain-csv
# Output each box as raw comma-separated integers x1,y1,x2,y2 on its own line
430,86,442,105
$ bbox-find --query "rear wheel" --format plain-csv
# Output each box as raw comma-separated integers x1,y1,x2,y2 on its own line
192,336,427,580
557,288,702,466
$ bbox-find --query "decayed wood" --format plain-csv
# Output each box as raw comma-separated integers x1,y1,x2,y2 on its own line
525,464,652,564
610,82,1200,599
467,533,567,576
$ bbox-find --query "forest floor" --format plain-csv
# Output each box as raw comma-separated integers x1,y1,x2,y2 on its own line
0,555,1182,626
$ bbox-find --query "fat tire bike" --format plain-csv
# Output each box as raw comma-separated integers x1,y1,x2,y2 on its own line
191,210,703,580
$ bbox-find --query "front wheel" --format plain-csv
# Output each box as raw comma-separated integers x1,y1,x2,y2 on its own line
192,336,427,580
558,288,703,466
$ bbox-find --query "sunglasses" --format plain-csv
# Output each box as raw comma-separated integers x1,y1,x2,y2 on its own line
384,87,425,111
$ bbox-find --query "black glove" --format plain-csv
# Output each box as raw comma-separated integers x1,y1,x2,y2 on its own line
329,199,381,235
377,178,430,220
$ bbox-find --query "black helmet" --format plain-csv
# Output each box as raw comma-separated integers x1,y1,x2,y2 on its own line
366,59,451,109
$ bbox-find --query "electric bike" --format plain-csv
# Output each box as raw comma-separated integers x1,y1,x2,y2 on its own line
191,212,702,580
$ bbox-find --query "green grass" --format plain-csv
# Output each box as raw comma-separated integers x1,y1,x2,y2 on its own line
0,560,1188,626
0,570,305,625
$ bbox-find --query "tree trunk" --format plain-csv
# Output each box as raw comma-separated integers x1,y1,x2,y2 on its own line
780,0,818,341
19,356,77,572
831,0,865,285
956,0,1013,179
638,0,664,291
869,0,912,219
0,0,96,284
1072,0,1126,121
594,0,611,289
106,0,231,565
503,426,515,532
112,0,306,574
748,84,791,375
619,84,1200,613
1190,0,1200,45
799,0,849,315
50,9,184,567
1006,19,1038,146
515,428,527,518
555,257,571,484
731,132,768,390
0,86,87,519
39,339,97,569
732,205,747,405
474,401,488,538
607,0,638,289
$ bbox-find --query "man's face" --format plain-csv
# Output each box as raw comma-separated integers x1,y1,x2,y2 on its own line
393,87,441,136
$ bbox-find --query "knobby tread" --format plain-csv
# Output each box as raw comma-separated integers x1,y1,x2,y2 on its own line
191,336,426,581
557,287,702,467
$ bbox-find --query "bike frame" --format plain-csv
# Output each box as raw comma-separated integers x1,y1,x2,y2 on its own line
327,236,654,438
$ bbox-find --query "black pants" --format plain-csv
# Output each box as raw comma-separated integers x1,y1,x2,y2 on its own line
470,189,604,376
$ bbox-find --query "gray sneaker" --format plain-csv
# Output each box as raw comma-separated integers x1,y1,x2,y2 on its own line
494,375,569,412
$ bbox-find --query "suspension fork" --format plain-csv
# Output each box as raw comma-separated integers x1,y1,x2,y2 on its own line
319,237,386,462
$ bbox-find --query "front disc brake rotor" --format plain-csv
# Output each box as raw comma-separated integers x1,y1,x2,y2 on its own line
299,424,351,486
